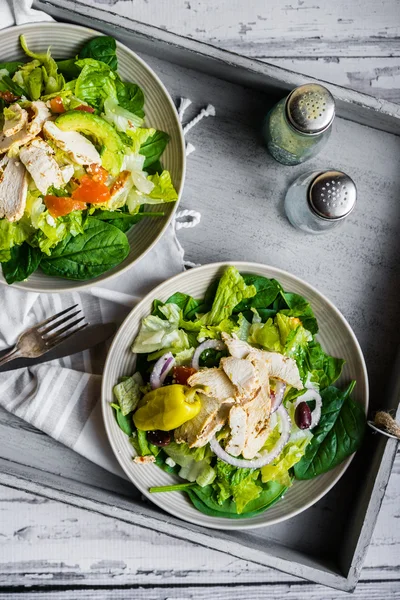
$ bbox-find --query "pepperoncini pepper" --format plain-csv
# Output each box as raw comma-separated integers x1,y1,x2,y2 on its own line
133,384,201,431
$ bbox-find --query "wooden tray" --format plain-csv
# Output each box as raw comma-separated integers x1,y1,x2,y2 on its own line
1,1,399,591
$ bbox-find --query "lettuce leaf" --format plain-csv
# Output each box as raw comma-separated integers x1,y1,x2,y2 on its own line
19,35,65,96
74,59,116,110
212,460,262,513
113,372,143,416
261,436,311,487
147,171,178,202
131,302,190,354
103,94,143,131
205,266,257,326
0,219,30,262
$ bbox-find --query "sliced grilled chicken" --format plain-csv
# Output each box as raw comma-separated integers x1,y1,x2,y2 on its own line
221,333,252,359
240,353,272,459
261,351,303,390
0,101,51,154
222,334,303,390
225,405,247,456
188,368,236,402
19,139,64,194
174,393,232,448
27,101,52,136
43,120,101,165
60,164,74,184
0,155,28,221
241,391,271,459
3,103,28,137
220,356,259,400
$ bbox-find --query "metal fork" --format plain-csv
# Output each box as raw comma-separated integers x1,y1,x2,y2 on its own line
0,305,88,367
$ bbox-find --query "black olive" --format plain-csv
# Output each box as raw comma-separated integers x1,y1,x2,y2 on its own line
147,430,171,447
295,402,312,430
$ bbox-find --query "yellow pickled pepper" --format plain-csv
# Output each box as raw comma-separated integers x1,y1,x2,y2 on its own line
133,384,201,431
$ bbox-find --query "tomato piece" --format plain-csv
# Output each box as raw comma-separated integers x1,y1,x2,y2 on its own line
86,164,109,184
49,96,65,113
44,195,86,218
0,90,20,103
72,175,111,204
172,366,197,386
75,104,95,113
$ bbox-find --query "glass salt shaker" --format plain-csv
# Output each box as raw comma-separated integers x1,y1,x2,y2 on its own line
284,170,357,234
263,84,335,165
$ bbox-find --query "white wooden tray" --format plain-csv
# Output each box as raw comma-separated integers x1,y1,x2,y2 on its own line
1,1,399,591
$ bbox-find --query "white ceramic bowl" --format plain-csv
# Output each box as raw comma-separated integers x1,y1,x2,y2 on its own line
0,23,185,292
102,262,369,530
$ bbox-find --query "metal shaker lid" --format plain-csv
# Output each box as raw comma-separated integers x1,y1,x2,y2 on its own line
286,84,335,134
308,171,356,220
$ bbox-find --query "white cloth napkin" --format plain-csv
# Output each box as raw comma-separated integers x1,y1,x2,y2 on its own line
0,0,192,479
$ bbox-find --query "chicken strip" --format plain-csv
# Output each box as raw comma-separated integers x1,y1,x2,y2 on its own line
27,101,52,136
0,155,28,221
0,101,51,154
261,351,303,390
3,103,28,137
224,405,247,456
222,334,303,390
241,353,272,459
220,356,259,401
221,333,252,359
19,138,64,194
174,393,232,448
43,120,101,165
187,368,236,402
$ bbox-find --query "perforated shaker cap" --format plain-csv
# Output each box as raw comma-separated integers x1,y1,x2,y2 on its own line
286,84,335,134
308,171,357,220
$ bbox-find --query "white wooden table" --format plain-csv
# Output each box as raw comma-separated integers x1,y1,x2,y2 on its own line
1,1,400,598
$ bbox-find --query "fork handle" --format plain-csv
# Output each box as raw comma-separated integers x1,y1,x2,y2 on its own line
0,347,21,367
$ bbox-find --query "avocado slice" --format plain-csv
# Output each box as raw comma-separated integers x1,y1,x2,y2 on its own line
55,111,124,176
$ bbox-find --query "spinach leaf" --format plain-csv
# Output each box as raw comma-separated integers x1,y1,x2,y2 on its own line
140,130,170,169
187,480,287,519
56,59,81,80
165,292,200,319
2,243,42,284
92,210,163,233
0,61,23,76
112,404,134,436
146,160,163,175
234,275,282,313
116,79,145,117
79,36,118,71
0,75,25,97
40,218,130,280
294,382,365,480
306,339,345,389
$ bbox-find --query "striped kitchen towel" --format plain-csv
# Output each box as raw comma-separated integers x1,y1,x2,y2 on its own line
0,0,206,479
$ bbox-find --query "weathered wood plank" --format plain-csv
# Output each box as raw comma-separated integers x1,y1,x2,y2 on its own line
1,581,399,599
0,461,398,587
81,0,400,58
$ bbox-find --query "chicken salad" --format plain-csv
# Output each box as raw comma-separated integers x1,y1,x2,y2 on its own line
0,35,178,284
112,267,366,518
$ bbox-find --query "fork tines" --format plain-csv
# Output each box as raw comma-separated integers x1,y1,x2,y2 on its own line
38,305,88,347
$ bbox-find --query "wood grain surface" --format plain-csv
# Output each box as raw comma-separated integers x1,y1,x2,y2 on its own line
1,1,400,598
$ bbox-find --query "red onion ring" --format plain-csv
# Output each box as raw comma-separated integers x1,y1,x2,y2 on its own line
150,352,175,389
270,381,287,413
293,387,322,429
192,340,226,370
209,405,291,469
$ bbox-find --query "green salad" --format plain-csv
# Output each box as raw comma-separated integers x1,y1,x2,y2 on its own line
0,35,178,284
112,268,366,519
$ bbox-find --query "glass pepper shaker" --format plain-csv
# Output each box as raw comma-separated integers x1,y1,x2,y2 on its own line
263,84,335,165
284,170,357,234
